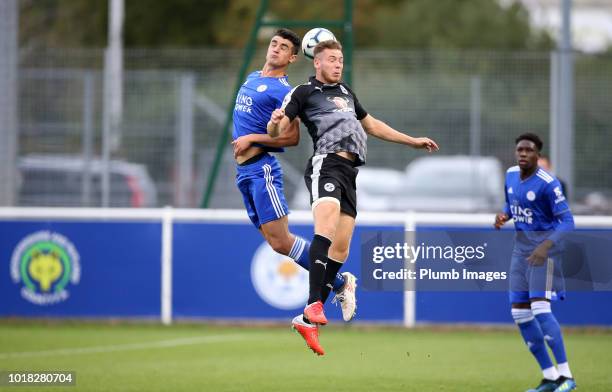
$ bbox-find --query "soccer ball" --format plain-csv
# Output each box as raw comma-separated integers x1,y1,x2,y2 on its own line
301,28,337,60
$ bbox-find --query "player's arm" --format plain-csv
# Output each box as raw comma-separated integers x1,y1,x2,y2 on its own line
545,181,575,244
234,119,299,156
267,109,291,138
359,114,439,152
527,182,575,265
494,183,512,229
267,85,304,138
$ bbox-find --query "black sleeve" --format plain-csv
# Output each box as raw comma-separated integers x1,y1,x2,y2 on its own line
282,85,309,121
344,84,368,120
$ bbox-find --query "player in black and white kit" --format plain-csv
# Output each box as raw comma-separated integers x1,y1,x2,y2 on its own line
268,40,439,354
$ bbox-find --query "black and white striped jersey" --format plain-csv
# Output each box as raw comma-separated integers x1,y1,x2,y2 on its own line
282,76,368,166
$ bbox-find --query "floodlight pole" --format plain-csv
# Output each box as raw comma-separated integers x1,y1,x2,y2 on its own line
550,0,574,200
102,0,124,207
0,0,18,207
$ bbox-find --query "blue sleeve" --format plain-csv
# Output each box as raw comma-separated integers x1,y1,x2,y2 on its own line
547,180,570,217
548,210,575,244
546,180,574,244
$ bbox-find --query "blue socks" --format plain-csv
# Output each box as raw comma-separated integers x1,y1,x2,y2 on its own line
290,236,345,292
532,301,568,364
512,308,555,372
513,302,572,381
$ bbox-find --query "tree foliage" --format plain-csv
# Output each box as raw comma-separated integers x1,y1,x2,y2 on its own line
19,0,553,50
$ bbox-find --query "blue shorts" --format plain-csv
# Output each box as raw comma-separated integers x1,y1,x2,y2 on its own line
509,251,566,304
236,153,289,228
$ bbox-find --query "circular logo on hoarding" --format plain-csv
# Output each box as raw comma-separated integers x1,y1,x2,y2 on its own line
10,231,81,305
250,241,308,310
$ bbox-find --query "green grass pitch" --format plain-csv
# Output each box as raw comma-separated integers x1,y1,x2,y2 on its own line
1,323,610,391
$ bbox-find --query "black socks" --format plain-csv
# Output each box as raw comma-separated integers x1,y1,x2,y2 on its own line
307,234,332,304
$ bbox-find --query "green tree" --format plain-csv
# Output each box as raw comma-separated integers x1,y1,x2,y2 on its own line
20,0,230,48
366,0,553,49
19,0,553,50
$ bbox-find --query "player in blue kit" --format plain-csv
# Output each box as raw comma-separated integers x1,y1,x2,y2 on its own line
494,133,576,392
231,29,357,354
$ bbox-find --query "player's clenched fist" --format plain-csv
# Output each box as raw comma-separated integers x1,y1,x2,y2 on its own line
270,109,285,124
494,213,509,230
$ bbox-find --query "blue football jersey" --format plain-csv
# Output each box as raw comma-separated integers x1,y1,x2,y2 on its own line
232,71,292,153
504,165,571,252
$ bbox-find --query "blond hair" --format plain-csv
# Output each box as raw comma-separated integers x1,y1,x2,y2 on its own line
313,40,342,58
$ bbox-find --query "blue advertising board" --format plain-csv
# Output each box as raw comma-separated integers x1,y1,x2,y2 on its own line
172,222,404,322
0,220,161,317
1,216,610,326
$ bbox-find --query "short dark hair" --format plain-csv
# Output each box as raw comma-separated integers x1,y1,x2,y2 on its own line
515,133,543,151
314,40,342,58
274,28,300,55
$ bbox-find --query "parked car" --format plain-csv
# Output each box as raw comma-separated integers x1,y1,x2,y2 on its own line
17,154,157,207
392,155,504,213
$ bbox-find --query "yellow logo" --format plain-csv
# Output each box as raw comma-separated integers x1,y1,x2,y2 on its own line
11,231,81,305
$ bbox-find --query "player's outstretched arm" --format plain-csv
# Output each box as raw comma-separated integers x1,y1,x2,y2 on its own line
360,114,439,152
267,108,291,138
233,118,299,157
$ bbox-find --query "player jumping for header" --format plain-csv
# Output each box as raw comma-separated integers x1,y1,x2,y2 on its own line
231,29,357,355
268,39,438,355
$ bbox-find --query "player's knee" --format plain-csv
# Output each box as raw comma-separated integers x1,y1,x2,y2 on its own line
511,308,534,325
330,245,349,262
530,300,551,316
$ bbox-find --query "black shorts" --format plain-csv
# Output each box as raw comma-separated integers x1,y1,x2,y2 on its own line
304,153,358,218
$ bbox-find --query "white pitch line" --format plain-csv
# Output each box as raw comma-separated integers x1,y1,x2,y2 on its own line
0,334,248,360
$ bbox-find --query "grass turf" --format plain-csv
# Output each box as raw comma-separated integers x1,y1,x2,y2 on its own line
0,323,610,391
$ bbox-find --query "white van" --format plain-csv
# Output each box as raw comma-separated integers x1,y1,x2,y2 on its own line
392,155,504,213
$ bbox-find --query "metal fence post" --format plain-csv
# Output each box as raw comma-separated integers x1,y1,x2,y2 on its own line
0,0,18,207
176,74,195,207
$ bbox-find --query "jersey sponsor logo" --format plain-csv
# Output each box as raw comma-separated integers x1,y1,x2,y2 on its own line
256,84,267,92
526,191,536,201
327,96,353,113
553,186,566,204
324,182,335,192
250,241,308,310
234,93,253,113
510,204,533,224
